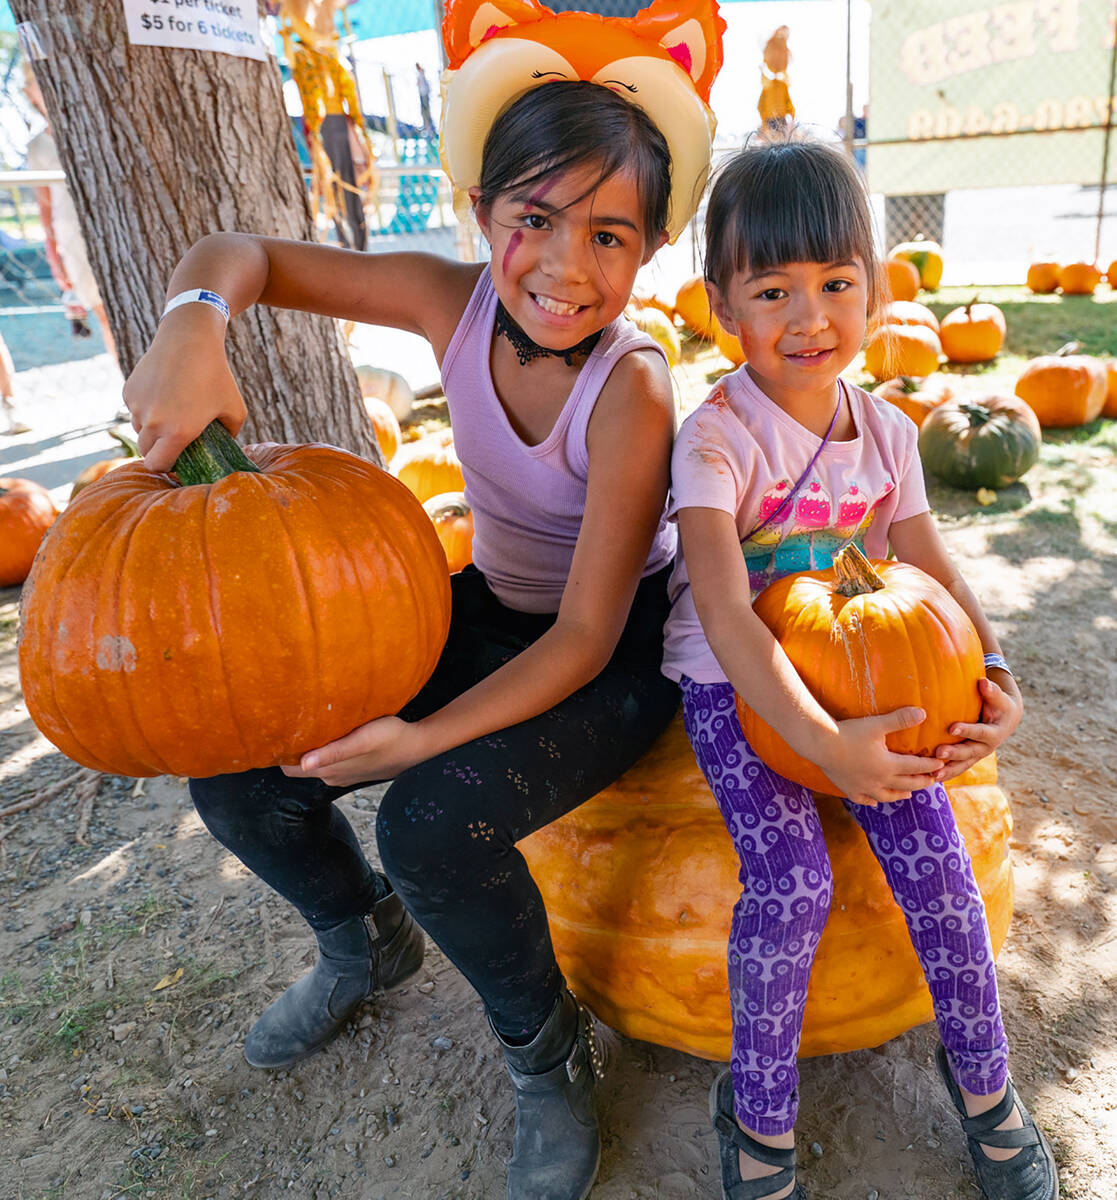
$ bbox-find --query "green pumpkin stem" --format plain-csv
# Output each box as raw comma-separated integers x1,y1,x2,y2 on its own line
108,427,141,458
833,543,886,597
173,420,260,485
960,401,993,428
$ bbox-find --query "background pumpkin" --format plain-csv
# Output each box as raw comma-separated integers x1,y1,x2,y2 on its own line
1056,262,1101,295
939,300,1006,364
873,374,954,429
69,427,141,500
888,238,944,290
919,392,1042,489
363,395,401,464
18,423,451,778
519,715,1012,1061
673,274,745,364
883,300,939,334
1014,352,1108,427
736,546,984,795
354,364,414,422
883,256,920,302
1025,262,1060,294
422,491,474,573
1104,360,1117,420
0,476,57,587
393,427,465,503
1107,260,1117,289
863,323,941,381
626,303,681,366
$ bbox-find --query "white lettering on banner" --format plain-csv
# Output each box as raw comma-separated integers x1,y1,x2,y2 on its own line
900,0,1080,87
121,0,268,62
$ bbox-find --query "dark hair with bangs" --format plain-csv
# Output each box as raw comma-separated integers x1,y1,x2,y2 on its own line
476,81,671,247
704,135,884,317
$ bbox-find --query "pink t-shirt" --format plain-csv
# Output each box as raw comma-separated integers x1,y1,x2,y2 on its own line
662,367,929,684
441,271,676,613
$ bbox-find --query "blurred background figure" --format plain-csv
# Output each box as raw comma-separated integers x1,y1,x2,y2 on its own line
0,331,30,435
415,62,434,135
22,62,117,364
758,25,794,138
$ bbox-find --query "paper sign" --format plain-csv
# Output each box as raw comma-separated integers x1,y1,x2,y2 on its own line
122,0,269,62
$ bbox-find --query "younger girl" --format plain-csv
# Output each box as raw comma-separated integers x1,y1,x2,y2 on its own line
662,139,1056,1200
124,79,690,1200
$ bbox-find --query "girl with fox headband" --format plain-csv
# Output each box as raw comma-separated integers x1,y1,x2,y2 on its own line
123,2,724,1197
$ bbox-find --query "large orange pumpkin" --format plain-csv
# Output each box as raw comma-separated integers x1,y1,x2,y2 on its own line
673,274,745,364
18,423,451,778
393,427,465,503
1014,352,1108,427
863,323,942,381
939,300,1006,364
883,257,921,303
873,374,955,429
1025,262,1060,294
0,477,57,587
736,546,983,795
422,491,474,573
520,716,1012,1060
1057,261,1101,295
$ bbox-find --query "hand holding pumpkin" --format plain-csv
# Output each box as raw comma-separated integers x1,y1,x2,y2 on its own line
932,674,1022,783
282,714,434,787
816,707,944,806
123,308,246,473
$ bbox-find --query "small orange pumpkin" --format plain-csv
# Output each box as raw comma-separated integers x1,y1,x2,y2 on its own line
863,323,942,382
364,395,402,464
939,300,1006,364
0,476,57,587
736,545,983,795
1107,260,1117,289
393,427,465,503
1057,261,1101,295
18,423,451,778
883,257,921,303
873,374,955,428
888,238,944,290
520,715,1012,1061
1014,351,1108,427
673,274,745,363
422,491,474,573
1026,262,1060,294
1104,360,1117,420
884,300,940,334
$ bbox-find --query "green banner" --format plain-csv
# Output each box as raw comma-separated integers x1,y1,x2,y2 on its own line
868,0,1117,194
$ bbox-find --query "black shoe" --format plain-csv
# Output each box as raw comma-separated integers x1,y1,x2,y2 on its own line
243,884,424,1069
935,1044,1058,1200
709,1070,806,1200
493,988,603,1200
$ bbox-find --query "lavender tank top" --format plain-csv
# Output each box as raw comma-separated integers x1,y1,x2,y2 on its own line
440,271,677,613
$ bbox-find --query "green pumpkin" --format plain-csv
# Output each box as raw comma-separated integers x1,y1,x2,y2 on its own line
918,393,1041,489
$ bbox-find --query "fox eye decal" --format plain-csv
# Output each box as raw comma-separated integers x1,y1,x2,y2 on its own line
601,79,639,93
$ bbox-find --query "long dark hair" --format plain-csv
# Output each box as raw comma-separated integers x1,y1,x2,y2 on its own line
704,136,884,318
476,81,671,247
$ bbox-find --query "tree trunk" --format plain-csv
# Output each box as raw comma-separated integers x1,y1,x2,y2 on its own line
10,0,381,463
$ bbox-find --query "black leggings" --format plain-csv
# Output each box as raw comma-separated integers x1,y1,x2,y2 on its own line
189,565,680,1040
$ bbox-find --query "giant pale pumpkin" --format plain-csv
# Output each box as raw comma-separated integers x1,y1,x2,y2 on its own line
736,545,983,795
0,477,57,587
520,715,1012,1060
18,423,451,778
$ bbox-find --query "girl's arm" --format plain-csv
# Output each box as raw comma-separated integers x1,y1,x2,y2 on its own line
285,349,678,785
124,233,481,472
679,506,944,805
889,511,1023,780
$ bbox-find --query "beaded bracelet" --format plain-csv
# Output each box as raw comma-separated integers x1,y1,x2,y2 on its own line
983,652,1014,678
161,289,230,323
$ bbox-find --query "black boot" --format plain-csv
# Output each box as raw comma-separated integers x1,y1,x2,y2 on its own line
243,886,424,1069
493,988,603,1200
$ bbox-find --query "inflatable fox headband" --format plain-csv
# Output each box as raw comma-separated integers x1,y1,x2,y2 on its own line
439,0,726,243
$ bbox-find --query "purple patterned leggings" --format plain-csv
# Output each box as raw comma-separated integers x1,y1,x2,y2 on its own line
682,679,1008,1136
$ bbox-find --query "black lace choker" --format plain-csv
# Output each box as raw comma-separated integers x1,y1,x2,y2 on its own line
495,300,603,366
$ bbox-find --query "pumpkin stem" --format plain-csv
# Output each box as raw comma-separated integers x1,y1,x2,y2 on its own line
898,375,920,394
1054,340,1081,357
108,427,140,458
960,401,992,428
833,543,886,597
173,420,260,485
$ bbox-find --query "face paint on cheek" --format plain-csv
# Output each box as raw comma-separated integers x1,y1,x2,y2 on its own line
502,230,523,278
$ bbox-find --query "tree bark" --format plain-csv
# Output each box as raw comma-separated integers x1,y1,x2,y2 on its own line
10,0,381,462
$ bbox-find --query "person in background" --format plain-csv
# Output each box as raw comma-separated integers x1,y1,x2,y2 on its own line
0,333,30,435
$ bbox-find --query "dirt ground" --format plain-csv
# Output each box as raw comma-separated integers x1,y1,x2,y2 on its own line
1,402,1115,1200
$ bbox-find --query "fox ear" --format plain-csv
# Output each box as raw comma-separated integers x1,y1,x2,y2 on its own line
632,0,726,102
442,0,550,67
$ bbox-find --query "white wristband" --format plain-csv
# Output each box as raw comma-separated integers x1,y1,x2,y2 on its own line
161,289,230,323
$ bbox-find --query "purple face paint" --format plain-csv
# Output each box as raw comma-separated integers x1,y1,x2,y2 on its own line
502,230,523,278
